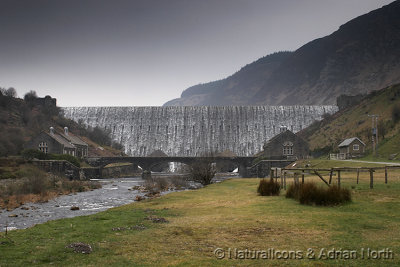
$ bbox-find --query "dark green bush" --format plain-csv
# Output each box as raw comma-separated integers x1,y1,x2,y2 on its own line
286,182,351,206
392,104,400,123
21,150,80,167
49,154,81,167
21,149,48,160
257,178,281,196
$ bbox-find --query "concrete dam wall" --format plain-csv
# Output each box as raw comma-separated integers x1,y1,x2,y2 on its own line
62,106,338,156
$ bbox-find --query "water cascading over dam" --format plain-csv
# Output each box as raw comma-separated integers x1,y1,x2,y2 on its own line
62,106,338,156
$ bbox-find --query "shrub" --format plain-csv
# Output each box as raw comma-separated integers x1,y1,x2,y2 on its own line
25,168,50,195
189,158,216,186
13,167,51,195
168,176,189,189
49,154,80,167
285,182,301,199
298,182,320,205
156,177,170,191
257,178,281,196
144,177,161,193
286,182,351,206
87,126,112,146
21,149,48,160
392,104,400,123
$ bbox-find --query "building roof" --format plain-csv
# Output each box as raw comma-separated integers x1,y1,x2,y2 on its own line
44,132,75,149
264,129,296,146
338,137,366,147
60,133,88,146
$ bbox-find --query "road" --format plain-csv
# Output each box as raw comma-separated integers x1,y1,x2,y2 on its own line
339,159,400,166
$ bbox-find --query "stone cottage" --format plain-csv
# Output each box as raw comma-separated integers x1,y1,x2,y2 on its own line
26,127,88,158
263,128,309,160
60,127,88,157
338,137,365,159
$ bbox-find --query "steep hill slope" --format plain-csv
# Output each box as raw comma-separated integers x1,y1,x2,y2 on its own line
298,83,400,160
165,1,400,106
0,90,122,157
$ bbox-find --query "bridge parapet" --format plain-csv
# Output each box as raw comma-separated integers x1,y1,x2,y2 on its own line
85,156,257,177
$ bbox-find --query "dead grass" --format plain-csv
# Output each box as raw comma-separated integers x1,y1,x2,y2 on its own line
0,164,101,210
1,173,400,266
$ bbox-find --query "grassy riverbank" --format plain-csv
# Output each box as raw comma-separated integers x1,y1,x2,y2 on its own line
1,170,399,266
0,162,101,210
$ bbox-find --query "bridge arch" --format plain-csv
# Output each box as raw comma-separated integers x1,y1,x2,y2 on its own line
86,156,256,177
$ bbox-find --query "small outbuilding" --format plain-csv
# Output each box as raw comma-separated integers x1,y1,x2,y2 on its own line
262,128,309,160
338,137,365,159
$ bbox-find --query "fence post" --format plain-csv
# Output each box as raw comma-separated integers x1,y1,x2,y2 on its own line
337,170,341,188
385,167,388,184
294,173,299,185
283,171,286,189
301,170,304,184
356,168,360,184
270,168,274,179
329,169,333,184
369,169,374,189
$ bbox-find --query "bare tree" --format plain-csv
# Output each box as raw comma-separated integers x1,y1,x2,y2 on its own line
377,120,387,140
189,153,216,185
24,90,38,102
4,87,17,98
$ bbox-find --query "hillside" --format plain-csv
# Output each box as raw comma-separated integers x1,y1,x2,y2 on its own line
298,83,400,160
165,1,400,106
0,89,122,157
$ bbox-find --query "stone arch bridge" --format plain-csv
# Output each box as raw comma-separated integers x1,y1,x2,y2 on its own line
86,156,258,177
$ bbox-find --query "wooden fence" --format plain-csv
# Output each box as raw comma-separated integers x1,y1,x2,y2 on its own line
269,166,400,189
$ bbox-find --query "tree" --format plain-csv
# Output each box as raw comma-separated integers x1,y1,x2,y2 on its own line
4,87,17,98
189,153,216,185
88,126,112,146
0,87,17,107
24,90,38,102
377,120,387,140
392,104,400,123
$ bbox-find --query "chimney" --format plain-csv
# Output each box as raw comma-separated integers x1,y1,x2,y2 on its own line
64,127,69,135
50,127,54,135
280,125,287,133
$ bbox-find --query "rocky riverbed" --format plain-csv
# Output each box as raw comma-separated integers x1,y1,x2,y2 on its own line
0,177,164,231
0,173,237,232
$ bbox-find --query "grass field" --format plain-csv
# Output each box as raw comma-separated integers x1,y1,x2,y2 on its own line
1,165,399,266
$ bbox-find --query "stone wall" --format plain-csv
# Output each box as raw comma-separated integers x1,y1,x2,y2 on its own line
31,160,81,179
100,164,140,178
246,160,293,178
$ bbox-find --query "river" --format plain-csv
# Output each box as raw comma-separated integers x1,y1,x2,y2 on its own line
0,177,155,231
0,173,238,232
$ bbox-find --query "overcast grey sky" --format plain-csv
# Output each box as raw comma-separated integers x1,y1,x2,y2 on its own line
0,0,394,106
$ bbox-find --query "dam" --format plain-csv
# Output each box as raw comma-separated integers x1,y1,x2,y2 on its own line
62,106,338,157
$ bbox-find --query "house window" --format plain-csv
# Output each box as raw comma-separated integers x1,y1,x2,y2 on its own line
283,141,294,156
38,142,48,154
353,144,359,151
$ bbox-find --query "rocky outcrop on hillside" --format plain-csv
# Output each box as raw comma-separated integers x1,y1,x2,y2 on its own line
164,1,400,106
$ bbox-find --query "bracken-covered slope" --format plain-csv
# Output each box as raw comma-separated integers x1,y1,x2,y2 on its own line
297,83,400,159
165,1,400,106
0,92,122,157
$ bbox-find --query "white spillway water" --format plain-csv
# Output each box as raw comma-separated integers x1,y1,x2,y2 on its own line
62,106,338,156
